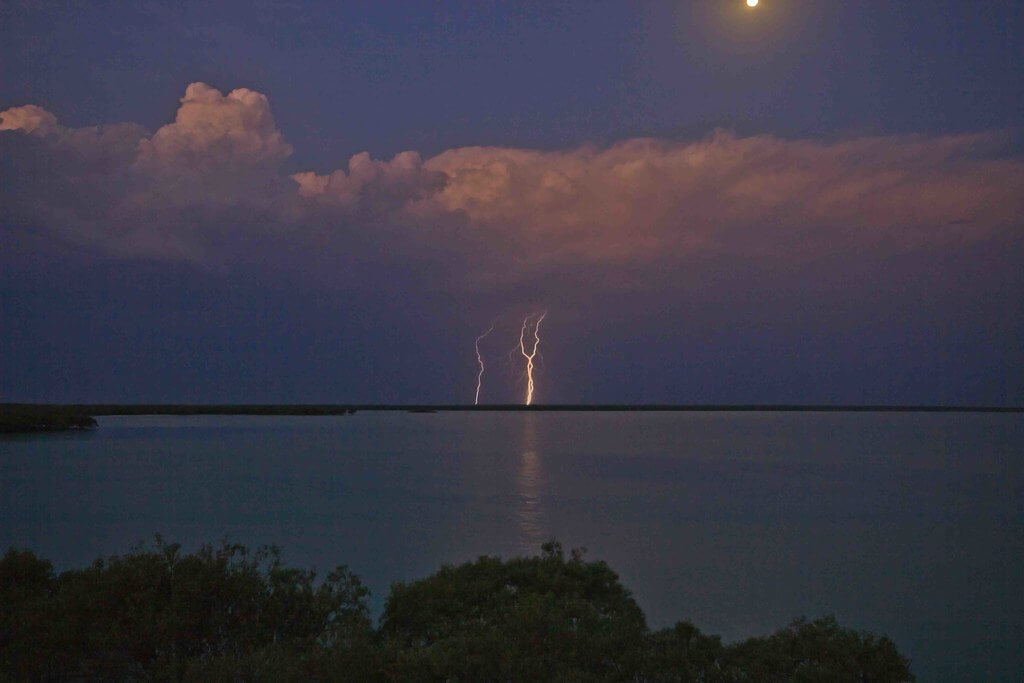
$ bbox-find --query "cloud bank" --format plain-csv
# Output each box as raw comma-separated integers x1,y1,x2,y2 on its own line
3,82,1023,282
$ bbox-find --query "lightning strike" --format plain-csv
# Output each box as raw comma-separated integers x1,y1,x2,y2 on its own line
518,312,547,406
473,323,494,405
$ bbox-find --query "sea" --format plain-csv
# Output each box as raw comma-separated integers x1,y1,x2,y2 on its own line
1,411,1021,680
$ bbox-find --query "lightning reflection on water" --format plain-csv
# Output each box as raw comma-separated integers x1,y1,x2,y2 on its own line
516,413,545,553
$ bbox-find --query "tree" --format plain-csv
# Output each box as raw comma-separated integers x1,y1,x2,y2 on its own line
380,541,648,681
643,621,726,682
720,615,914,682
0,548,57,678
0,540,916,681
0,538,375,680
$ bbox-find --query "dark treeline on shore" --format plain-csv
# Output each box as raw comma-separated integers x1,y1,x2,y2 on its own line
2,402,1021,434
1,540,914,681
0,409,96,434
6,403,1024,414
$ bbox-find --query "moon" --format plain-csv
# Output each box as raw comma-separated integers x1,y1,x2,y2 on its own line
747,0,759,6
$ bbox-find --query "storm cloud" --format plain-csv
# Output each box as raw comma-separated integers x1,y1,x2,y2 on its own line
3,83,1022,404
3,82,1023,283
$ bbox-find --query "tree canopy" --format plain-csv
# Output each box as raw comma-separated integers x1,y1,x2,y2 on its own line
0,540,914,681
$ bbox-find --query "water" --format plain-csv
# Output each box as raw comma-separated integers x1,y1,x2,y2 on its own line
1,411,1022,680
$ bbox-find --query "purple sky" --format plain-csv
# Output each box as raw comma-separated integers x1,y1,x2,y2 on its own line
2,1,1022,404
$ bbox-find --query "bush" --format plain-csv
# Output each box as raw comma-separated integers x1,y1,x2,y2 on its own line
380,541,647,681
0,539,374,680
0,540,914,681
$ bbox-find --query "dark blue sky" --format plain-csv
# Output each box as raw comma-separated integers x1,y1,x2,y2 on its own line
2,1,1023,404
5,1,1023,159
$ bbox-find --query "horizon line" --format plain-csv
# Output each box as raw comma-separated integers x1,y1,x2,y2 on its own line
3,403,1022,414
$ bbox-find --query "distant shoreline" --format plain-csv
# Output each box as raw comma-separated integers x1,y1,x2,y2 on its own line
3,402,1022,418
0,408,97,433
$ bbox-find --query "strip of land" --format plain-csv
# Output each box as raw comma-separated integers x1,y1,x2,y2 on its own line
3,402,1020,433
3,402,1022,416
0,409,97,433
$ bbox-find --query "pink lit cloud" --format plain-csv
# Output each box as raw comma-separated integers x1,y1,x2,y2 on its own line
2,83,1022,282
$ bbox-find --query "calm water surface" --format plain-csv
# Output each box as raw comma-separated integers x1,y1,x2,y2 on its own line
1,412,1022,680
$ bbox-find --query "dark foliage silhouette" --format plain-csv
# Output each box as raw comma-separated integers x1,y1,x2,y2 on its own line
0,540,914,681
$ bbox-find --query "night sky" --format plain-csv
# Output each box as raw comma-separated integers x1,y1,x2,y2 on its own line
2,0,1022,404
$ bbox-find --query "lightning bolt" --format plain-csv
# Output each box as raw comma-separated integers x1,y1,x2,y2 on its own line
518,311,547,406
473,323,494,405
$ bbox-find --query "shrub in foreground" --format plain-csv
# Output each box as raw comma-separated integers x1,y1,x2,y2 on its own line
380,542,647,680
0,539,374,680
0,540,913,681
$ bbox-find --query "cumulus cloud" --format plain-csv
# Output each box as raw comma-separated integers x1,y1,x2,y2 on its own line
0,103,146,161
422,132,1024,265
0,104,58,135
2,83,1023,281
136,82,292,171
293,150,444,210
0,83,300,261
